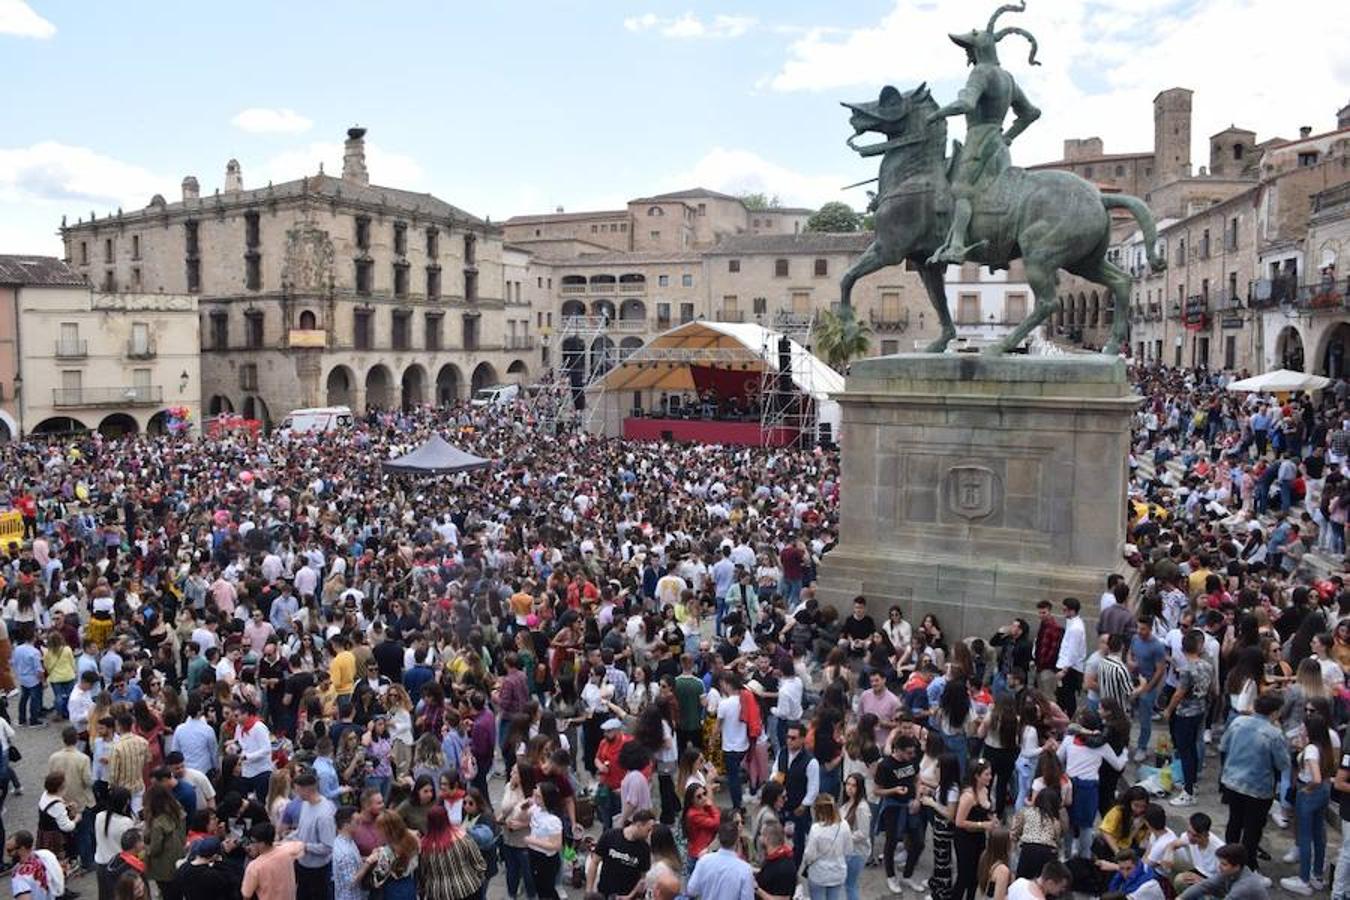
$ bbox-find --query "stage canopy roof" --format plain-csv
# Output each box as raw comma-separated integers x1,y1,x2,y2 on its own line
594,321,844,398
382,434,492,475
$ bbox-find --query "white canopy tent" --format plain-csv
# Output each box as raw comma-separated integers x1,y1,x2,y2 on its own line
589,320,844,437
1225,369,1332,393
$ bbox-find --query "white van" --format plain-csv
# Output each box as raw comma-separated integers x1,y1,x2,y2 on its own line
469,384,521,408
277,405,354,436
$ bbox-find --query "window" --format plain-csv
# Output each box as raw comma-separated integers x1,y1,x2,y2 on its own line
650,231,660,241
463,233,477,266
245,311,264,348
620,223,627,232
354,309,372,350
1115,165,1125,177
298,310,317,330
591,225,598,234
881,340,899,355
245,252,262,291
679,303,695,323
185,220,199,256
79,241,88,264
1006,292,1028,323
657,302,671,325
881,292,902,320
355,259,373,294
132,368,151,390
791,291,810,313
1225,335,1237,369
1200,229,1210,259
658,275,669,287
956,293,981,324
57,322,80,357
239,364,258,391
131,267,141,290
464,269,478,302
104,238,113,263
1234,145,1245,161
1226,217,1239,251
393,263,409,298
393,222,407,256
102,270,116,291
426,228,438,258
1176,239,1187,267
1201,277,1210,302
814,258,828,277
391,311,410,350
210,312,228,349
355,216,371,250
1228,272,1239,303
186,260,201,293
753,296,767,314
462,315,479,350
775,259,789,278
697,203,706,216
681,274,693,287
728,259,740,273
130,322,150,356
647,206,663,217
721,295,739,320
132,235,141,260
1298,151,1319,168
1084,166,1094,178
426,266,441,299
61,369,82,398
244,211,261,248
425,314,443,350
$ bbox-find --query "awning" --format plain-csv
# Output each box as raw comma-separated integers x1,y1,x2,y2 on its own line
1225,369,1332,393
381,434,492,475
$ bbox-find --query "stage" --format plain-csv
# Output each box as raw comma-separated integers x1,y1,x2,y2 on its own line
622,417,800,447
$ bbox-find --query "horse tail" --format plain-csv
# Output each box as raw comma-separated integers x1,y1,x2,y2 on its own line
1102,194,1167,273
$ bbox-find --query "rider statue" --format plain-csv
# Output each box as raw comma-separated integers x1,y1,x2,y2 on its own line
925,2,1042,267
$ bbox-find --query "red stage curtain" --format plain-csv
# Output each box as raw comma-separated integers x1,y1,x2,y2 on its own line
689,365,761,401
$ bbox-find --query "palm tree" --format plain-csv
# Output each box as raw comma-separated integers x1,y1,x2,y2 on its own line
813,305,872,371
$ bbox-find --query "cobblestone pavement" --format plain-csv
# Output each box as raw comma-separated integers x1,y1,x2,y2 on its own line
0,708,1327,898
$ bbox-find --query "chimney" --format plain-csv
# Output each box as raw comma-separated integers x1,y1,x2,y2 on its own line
224,159,243,193
555,206,564,213
342,126,368,185
1339,102,1350,131
1300,125,1313,139
181,176,200,201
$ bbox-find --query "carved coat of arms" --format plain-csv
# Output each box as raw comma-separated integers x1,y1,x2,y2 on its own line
945,464,996,520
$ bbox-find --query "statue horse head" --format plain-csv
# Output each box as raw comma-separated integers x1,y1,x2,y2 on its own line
841,84,942,158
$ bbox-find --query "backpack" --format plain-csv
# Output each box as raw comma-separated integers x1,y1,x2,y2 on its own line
739,688,763,741
467,820,500,881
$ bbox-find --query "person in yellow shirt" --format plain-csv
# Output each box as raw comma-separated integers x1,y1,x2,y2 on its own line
43,632,77,721
1186,553,1214,599
329,635,357,713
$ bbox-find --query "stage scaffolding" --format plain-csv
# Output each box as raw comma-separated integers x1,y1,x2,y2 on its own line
759,311,821,447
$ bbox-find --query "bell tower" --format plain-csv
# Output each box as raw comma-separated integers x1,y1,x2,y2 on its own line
1153,88,1193,186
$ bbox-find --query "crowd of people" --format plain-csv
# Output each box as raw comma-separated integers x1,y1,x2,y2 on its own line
0,364,1347,900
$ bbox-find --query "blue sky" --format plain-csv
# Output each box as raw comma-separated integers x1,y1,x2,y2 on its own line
2,0,1347,254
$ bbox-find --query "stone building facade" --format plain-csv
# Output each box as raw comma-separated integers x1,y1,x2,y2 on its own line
59,128,533,424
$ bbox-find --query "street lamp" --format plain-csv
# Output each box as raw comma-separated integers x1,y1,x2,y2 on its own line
179,370,190,394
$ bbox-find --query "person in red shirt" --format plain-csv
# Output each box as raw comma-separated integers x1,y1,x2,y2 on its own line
779,540,805,606
17,490,37,539
593,718,630,828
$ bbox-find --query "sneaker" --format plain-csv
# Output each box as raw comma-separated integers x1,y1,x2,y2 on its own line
1279,876,1313,896
1202,728,1212,744
1311,877,1326,891
886,877,903,894
906,878,928,893
1169,791,1197,807
1271,806,1289,828
1132,748,1148,763
1282,847,1300,864
1255,874,1272,889
11,785,21,796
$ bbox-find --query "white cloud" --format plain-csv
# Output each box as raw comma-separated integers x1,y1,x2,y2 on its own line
261,141,425,189
764,0,1350,170
0,141,167,209
655,147,845,209
0,0,55,39
230,107,314,135
624,12,757,39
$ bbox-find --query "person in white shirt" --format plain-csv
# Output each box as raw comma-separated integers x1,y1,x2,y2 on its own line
715,673,750,812
67,671,100,739
1159,811,1220,889
1055,597,1088,717
1056,708,1127,858
228,701,274,802
770,659,804,752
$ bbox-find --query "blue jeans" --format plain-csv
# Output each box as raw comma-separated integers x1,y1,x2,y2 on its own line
820,764,842,801
941,731,968,780
1296,782,1330,882
844,854,864,900
501,844,536,899
19,684,43,724
1014,753,1037,813
724,749,746,810
808,882,844,900
51,680,74,720
781,578,802,607
364,775,392,801
74,803,95,868
1170,713,1202,794
1135,688,1159,751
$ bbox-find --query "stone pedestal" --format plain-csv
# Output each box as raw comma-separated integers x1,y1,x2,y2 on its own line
815,354,1136,634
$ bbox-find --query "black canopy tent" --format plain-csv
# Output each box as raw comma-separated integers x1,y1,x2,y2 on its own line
381,434,492,475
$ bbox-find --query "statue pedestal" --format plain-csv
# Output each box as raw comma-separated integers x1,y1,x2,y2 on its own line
815,354,1137,633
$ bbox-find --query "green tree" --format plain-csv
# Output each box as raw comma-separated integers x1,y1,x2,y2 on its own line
806,201,861,233
737,192,781,211
813,305,872,371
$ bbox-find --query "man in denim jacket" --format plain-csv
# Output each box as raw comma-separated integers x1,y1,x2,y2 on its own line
1218,693,1290,883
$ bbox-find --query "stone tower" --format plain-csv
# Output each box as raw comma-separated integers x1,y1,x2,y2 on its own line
224,159,243,193
1153,88,1193,185
342,127,369,185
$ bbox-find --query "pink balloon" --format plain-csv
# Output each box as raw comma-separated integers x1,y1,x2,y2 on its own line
239,470,254,484
213,510,229,527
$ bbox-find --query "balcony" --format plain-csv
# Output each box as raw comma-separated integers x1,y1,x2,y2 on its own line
869,309,910,332
1215,290,1246,311
505,335,536,350
589,282,616,294
656,317,672,331
618,282,646,294
55,339,87,358
126,339,157,359
53,385,162,407
560,283,587,295
714,310,745,323
288,329,327,349
614,318,647,332
1295,276,1350,311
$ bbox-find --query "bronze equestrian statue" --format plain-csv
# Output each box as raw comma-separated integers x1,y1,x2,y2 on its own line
838,2,1165,355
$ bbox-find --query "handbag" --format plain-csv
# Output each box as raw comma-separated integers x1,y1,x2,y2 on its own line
7,745,21,763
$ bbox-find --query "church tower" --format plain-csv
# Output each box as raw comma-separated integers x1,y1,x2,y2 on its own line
1153,88,1193,186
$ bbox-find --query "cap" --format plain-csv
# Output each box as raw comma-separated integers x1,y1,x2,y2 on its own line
601,718,623,731
190,837,223,858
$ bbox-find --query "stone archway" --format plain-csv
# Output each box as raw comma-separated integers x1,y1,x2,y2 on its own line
470,361,498,395
326,365,355,408
1275,325,1306,372
365,364,393,412
242,396,271,429
506,360,529,383
401,364,427,411
98,413,139,439
207,395,234,415
435,364,462,406
32,416,87,435
1318,321,1350,378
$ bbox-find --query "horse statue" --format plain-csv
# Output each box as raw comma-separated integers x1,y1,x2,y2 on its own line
838,81,1166,354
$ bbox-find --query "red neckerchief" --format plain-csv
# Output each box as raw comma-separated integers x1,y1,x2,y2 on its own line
16,855,48,890
764,844,793,862
240,715,261,733
118,852,146,873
